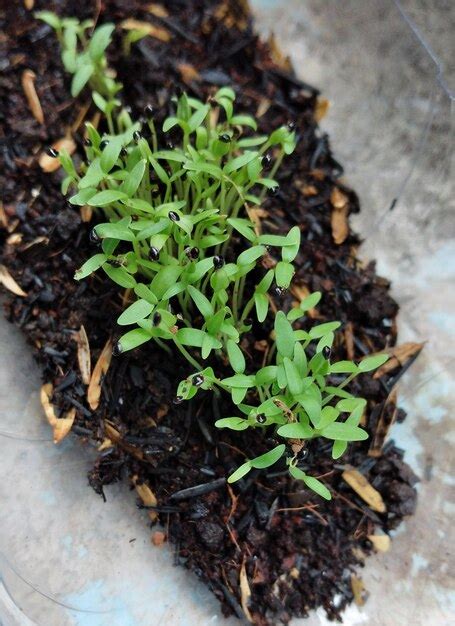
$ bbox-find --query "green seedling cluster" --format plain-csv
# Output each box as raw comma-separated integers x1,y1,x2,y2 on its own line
38,14,389,499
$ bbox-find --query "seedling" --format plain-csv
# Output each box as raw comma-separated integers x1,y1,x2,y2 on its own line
40,15,389,499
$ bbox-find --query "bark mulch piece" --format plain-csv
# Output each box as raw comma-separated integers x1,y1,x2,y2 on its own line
0,1,418,624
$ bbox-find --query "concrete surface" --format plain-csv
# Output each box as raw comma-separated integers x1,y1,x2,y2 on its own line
0,1,454,625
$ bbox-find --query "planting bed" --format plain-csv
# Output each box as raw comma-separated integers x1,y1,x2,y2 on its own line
0,1,419,624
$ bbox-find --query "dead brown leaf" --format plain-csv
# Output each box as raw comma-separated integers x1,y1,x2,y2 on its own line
369,387,398,457
151,530,166,546
40,383,75,444
342,467,386,513
0,203,8,230
314,97,330,122
0,264,27,297
256,98,271,118
367,534,391,552
133,475,158,522
178,63,200,84
267,32,292,71
120,18,171,42
24,0,34,8
80,206,93,222
330,187,349,245
87,338,113,410
74,325,91,385
290,284,318,318
351,575,367,606
147,3,169,17
372,342,425,378
39,137,76,173
239,560,254,623
344,321,355,361
21,69,44,124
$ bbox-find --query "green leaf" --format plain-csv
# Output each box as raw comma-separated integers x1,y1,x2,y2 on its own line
35,10,61,29
215,417,249,431
227,461,252,483
336,398,366,413
74,254,107,280
95,219,135,241
69,187,97,206
237,245,265,266
332,440,348,460
254,292,269,323
88,23,115,61
277,422,313,439
227,218,257,243
320,422,369,441
224,151,258,174
134,283,158,305
222,374,255,389
317,406,340,430
249,444,286,469
275,261,295,288
330,361,359,374
255,366,277,385
100,137,123,173
358,354,389,373
176,328,206,348
298,395,321,427
187,285,213,318
282,226,301,262
103,264,137,288
87,189,128,206
230,114,257,130
309,321,341,339
227,340,245,374
71,62,94,97
118,328,152,352
289,466,331,500
283,357,304,395
232,387,247,405
162,117,179,133
121,159,146,197
117,299,154,326
300,291,321,311
92,91,107,113
188,104,209,131
150,265,183,299
275,311,295,358
215,86,236,101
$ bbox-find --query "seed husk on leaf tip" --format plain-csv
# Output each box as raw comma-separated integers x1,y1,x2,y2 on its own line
83,138,92,147
261,153,272,168
89,228,100,244
322,346,331,359
256,414,266,424
133,130,142,142
173,395,183,405
192,374,204,387
218,133,231,143
169,211,180,222
153,312,161,326
112,342,123,356
148,247,160,261
274,286,286,298
144,104,154,118
99,139,109,150
185,246,199,260
268,185,280,197
46,147,59,158
287,121,296,130
213,255,224,270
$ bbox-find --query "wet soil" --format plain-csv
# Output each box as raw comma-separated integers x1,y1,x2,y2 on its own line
0,1,418,624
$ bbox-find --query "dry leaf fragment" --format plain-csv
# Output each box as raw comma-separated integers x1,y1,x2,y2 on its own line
21,69,44,124
369,387,398,457
74,325,91,385
351,575,367,606
80,206,93,222
330,187,349,245
40,383,75,443
24,0,34,9
342,467,386,513
147,3,169,17
133,475,158,522
367,534,391,552
39,137,76,173
314,97,330,122
256,98,271,118
267,32,292,71
290,284,318,318
372,342,425,379
6,233,23,246
239,560,254,623
178,63,200,84
87,339,113,410
344,321,355,361
120,18,171,42
151,530,166,546
0,264,27,297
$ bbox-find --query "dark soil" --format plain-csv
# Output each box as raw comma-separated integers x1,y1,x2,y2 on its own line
0,1,418,624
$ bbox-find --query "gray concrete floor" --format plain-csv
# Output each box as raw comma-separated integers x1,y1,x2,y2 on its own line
0,1,454,625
